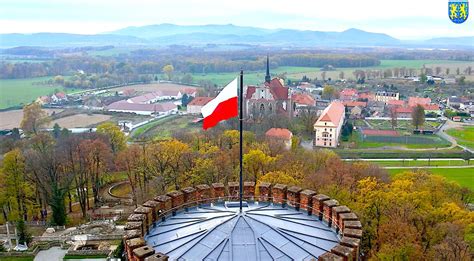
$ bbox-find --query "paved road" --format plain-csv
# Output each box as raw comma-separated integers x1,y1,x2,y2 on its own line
438,119,474,154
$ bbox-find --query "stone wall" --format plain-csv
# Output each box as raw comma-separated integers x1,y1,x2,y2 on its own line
124,182,363,261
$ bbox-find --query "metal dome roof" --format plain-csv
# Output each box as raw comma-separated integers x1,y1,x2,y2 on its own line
145,201,340,260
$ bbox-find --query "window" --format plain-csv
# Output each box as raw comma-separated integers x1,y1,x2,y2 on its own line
260,104,265,113
324,142,326,146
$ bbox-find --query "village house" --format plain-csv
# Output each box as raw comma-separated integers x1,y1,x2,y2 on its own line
394,106,413,118
186,97,214,115
291,93,316,117
265,128,293,149
374,91,399,103
339,88,358,101
313,101,345,148
447,96,462,108
51,92,67,103
358,92,375,101
408,97,431,107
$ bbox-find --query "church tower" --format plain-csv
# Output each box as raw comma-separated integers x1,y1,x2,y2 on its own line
265,55,271,83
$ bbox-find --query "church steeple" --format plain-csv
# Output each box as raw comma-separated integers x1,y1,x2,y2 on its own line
265,55,271,83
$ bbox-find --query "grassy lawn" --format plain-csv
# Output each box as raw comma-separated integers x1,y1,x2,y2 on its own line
349,132,450,149
150,115,201,140
0,77,78,109
336,147,466,159
0,257,34,261
387,168,474,191
447,126,474,150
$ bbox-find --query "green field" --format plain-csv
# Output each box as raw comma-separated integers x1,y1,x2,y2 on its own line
163,59,472,86
0,77,78,109
447,126,474,150
371,159,471,167
387,167,474,191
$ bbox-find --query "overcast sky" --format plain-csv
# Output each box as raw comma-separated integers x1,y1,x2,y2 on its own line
1,0,473,39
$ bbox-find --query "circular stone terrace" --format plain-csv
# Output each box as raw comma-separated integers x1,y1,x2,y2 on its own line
124,182,363,261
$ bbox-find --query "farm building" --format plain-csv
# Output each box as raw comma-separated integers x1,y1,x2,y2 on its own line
107,101,177,116
313,101,345,148
186,97,214,115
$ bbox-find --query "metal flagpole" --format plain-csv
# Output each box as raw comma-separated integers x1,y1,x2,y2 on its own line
239,69,244,212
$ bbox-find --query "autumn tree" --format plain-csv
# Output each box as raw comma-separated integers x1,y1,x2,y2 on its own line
25,133,72,225
116,145,146,205
20,102,48,135
79,139,112,206
1,149,33,221
411,104,425,129
243,149,275,182
322,85,337,100
162,64,174,81
96,122,126,153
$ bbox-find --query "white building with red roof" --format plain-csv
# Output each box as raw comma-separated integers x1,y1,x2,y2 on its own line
265,128,293,149
313,101,345,148
187,97,214,115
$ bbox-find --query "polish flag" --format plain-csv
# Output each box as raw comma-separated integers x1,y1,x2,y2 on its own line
201,78,238,130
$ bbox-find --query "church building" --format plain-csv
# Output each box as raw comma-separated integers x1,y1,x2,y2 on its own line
244,56,291,118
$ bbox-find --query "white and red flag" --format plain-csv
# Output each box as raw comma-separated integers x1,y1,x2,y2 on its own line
201,78,238,130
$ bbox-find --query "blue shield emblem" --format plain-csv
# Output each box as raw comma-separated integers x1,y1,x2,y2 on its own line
449,0,469,24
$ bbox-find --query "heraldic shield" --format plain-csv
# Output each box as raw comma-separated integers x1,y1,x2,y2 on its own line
449,0,469,24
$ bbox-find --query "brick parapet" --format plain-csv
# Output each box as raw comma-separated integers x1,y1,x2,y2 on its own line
125,182,362,261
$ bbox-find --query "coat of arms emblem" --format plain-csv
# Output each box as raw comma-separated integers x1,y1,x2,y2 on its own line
449,0,469,24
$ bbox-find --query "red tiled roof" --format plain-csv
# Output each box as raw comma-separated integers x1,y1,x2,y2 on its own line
55,92,66,98
358,92,374,100
362,129,400,136
387,100,405,106
187,97,214,106
340,88,358,96
342,101,367,107
245,86,256,99
408,97,431,107
315,101,345,126
420,104,440,110
395,107,413,114
292,93,315,106
265,128,293,140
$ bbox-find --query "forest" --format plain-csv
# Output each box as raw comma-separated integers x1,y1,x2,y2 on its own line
0,103,473,260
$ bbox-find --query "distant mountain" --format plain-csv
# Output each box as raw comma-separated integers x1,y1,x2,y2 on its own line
0,33,147,48
424,36,474,46
107,23,278,39
0,24,472,48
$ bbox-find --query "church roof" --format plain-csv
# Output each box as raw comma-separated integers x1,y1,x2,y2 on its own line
265,78,288,100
